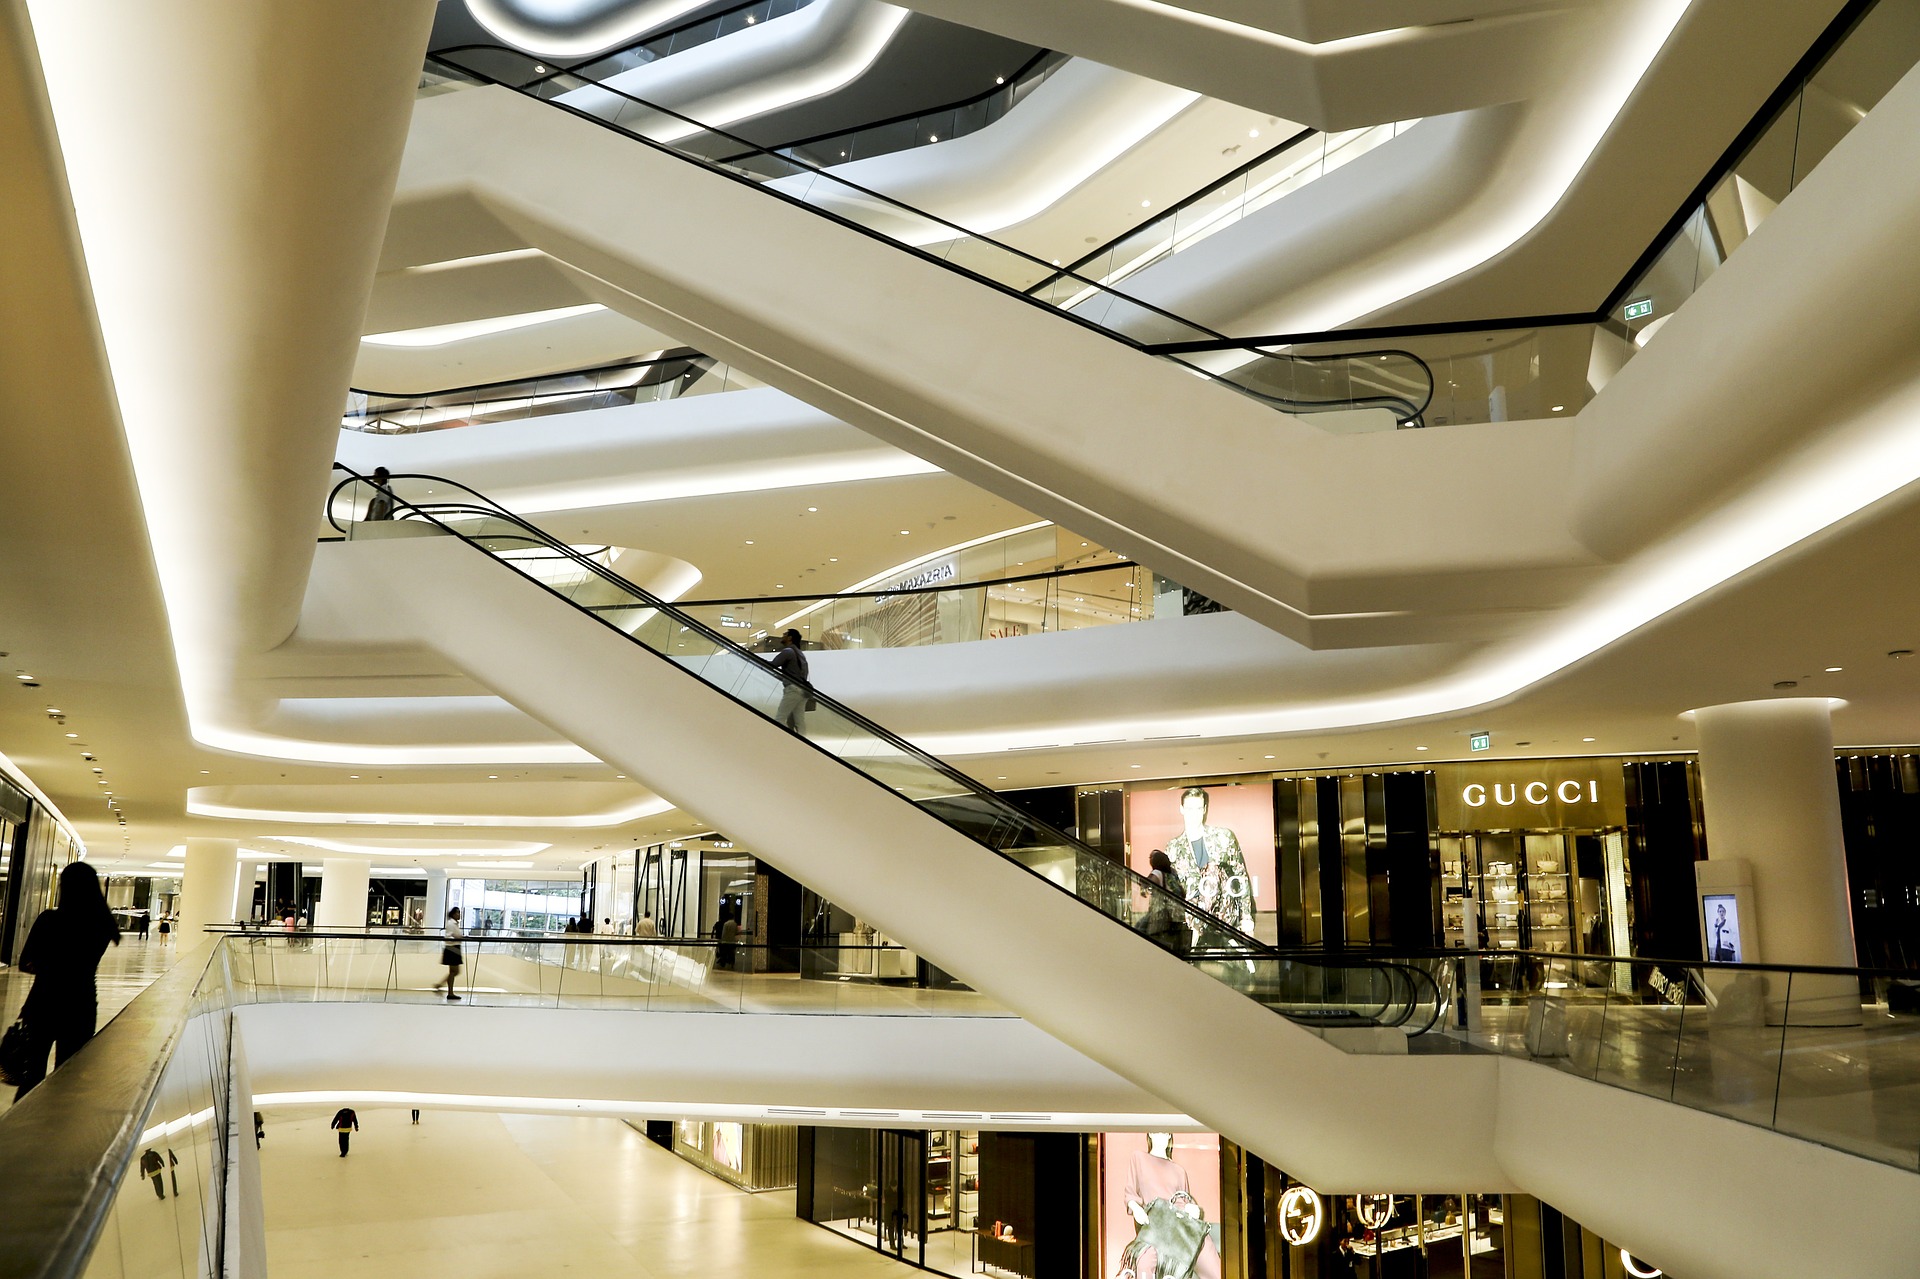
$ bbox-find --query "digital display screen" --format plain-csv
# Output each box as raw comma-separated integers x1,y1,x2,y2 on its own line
1702,894,1742,963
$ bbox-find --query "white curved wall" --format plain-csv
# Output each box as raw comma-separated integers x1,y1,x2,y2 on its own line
559,0,909,141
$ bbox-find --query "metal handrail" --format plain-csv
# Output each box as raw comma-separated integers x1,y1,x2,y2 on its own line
425,49,1436,426
324,464,1268,953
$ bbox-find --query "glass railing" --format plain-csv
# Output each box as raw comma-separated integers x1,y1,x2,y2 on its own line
325,465,1444,1031
343,350,754,434
421,51,1435,427
706,50,1067,169
214,931,1008,1018
1148,0,1920,430
676,559,1155,652
0,940,239,1278
1345,948,1920,1172
1031,120,1413,301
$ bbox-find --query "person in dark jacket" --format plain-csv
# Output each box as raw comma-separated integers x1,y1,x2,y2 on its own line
332,1107,360,1156
12,861,120,1098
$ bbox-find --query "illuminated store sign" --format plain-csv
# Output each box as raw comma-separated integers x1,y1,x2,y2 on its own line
1433,761,1626,830
1463,779,1600,807
1277,1186,1323,1246
1353,1194,1394,1229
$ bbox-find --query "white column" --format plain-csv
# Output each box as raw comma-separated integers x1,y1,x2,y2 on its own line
1694,698,1858,1023
176,838,238,944
315,857,371,929
423,868,448,925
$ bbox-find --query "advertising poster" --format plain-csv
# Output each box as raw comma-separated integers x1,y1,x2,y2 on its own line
1127,785,1275,934
1703,894,1743,963
1100,1132,1222,1279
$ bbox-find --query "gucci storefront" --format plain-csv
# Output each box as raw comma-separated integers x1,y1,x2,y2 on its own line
1074,757,1710,963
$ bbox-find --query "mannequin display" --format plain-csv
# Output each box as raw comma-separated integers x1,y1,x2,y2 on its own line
1162,788,1255,941
1116,1133,1221,1279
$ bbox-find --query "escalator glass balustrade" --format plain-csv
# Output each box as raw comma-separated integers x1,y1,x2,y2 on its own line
421,51,1434,429
327,466,1444,1036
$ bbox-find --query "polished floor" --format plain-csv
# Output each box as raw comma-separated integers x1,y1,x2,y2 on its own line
259,1108,923,1279
0,935,182,1117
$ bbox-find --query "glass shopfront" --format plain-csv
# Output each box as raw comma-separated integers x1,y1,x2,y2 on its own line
1091,757,1711,962
798,1127,1083,1279
671,1120,797,1192
444,877,587,933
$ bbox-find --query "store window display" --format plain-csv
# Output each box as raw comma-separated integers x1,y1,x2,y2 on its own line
1101,1132,1222,1279
1130,786,1270,941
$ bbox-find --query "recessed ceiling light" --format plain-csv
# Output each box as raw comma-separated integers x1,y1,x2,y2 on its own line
64,732,78,738
1130,764,1141,769
1582,737,1596,743
807,507,818,512
199,769,209,774
1415,746,1429,751
1140,199,1152,208
1825,666,1843,672
899,530,909,535
15,674,33,681
829,557,838,562
488,775,498,780
349,774,360,779
1551,405,1565,412
995,76,1005,85
745,540,754,545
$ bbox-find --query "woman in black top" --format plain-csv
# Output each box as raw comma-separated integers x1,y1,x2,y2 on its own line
13,861,121,1098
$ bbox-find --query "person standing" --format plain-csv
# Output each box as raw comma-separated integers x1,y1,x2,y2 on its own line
767,629,811,733
365,466,396,521
436,907,464,1001
635,912,658,938
11,861,121,1099
331,1107,359,1157
134,912,150,941
1138,850,1188,954
716,908,740,969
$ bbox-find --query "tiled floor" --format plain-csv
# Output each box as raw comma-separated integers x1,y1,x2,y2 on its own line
259,1107,922,1279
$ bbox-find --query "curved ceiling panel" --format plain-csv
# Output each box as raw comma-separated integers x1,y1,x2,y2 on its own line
464,0,718,58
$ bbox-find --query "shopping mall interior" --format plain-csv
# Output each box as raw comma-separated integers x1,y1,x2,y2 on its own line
0,1,1917,1276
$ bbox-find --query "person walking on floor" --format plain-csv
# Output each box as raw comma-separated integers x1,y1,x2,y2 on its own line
140,1148,167,1199
767,628,812,733
9,861,120,1099
331,1107,359,1156
436,907,464,1001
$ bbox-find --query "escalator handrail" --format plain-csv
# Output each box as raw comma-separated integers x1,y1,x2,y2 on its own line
673,556,1138,609
349,347,712,403
424,49,1436,423
329,466,1458,1029
324,464,1272,954
1025,123,1318,297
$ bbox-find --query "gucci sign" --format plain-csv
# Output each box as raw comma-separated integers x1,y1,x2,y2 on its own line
1433,761,1626,830
1462,779,1601,808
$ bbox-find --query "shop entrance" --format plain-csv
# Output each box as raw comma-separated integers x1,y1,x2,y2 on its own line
1438,828,1634,992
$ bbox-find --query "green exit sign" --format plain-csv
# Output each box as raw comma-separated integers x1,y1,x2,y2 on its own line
1469,731,1492,752
1623,298,1655,321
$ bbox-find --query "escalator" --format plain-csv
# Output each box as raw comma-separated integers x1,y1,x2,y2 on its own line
428,45,1432,428
326,464,1444,1038
396,57,1471,646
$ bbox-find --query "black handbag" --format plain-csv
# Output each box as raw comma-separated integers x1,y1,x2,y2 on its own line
0,1017,36,1086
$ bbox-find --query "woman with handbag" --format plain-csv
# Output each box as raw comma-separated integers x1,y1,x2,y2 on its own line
2,861,120,1098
